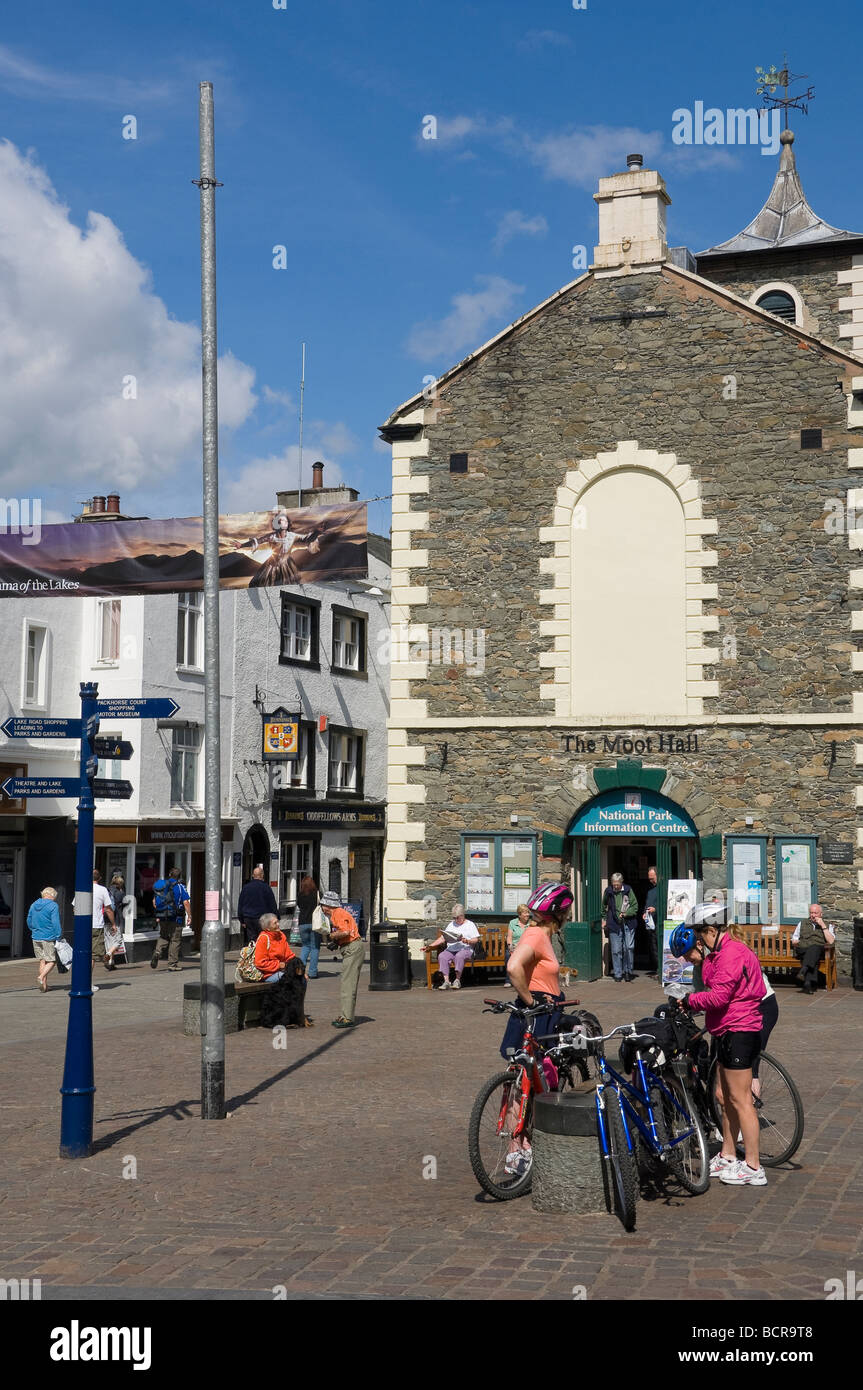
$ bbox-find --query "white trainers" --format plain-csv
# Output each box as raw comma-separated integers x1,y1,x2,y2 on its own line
505,1147,532,1176
451,978,461,990
436,979,449,990
709,1153,737,1177
91,984,100,993
720,1159,767,1186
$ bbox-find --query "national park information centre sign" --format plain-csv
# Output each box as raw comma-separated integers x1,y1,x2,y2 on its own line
569,789,697,837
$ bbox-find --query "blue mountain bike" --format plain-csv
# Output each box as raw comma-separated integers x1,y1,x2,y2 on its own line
549,1021,710,1229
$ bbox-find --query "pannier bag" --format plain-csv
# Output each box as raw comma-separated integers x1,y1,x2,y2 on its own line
619,1015,680,1073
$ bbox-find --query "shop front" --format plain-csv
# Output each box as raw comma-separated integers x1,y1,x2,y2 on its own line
271,796,385,928
566,786,699,972
94,821,236,961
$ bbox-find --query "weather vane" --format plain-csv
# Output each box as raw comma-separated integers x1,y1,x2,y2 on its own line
755,55,815,127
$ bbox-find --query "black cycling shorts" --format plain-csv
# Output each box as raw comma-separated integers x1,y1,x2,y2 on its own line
716,1030,762,1071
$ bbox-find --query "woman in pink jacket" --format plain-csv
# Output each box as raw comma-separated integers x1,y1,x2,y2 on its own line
670,905,767,1187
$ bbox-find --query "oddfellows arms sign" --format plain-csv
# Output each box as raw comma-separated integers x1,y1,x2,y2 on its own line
0,503,366,597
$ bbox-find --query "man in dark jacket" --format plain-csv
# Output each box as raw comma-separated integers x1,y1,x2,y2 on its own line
602,872,639,983
237,866,278,946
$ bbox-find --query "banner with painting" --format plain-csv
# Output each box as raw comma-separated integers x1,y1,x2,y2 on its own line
0,502,367,597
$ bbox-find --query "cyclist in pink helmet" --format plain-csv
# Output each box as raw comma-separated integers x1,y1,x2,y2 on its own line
500,881,574,1173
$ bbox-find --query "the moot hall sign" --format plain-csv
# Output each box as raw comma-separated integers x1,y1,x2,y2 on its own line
570,789,697,838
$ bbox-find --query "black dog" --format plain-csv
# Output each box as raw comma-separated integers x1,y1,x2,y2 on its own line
259,957,313,1029
431,969,446,990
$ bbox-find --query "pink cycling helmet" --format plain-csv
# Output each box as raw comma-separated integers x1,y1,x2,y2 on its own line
526,881,574,920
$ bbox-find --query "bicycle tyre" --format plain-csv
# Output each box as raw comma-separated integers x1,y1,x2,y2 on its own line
599,1088,638,1230
468,1070,535,1200
653,1077,710,1194
708,1051,804,1167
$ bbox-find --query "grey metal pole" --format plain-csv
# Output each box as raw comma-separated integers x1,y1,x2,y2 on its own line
197,80,225,1119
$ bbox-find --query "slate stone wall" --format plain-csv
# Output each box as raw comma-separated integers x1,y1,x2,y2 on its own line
698,248,858,353
405,723,859,972
409,267,855,716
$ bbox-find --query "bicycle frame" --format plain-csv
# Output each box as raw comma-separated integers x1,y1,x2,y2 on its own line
496,1023,551,1139
596,1052,696,1160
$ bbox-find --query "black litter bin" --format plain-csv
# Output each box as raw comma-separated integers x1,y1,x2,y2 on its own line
369,922,411,991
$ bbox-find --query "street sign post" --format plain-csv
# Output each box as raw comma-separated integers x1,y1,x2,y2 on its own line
95,698,179,719
92,779,133,800
0,776,80,799
92,739,134,761
1,717,82,739
3,682,177,1157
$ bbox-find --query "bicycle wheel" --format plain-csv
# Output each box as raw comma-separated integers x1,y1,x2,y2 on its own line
597,1088,638,1231
708,1052,804,1167
653,1077,709,1194
468,1070,535,1200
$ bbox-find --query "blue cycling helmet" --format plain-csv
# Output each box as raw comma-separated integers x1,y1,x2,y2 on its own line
669,924,697,957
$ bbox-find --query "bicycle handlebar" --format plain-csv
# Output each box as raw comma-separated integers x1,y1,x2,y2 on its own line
481,995,580,1018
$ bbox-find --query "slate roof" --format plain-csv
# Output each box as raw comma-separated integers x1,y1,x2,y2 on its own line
700,129,862,256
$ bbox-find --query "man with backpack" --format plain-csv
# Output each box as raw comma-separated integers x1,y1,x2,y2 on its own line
150,866,192,972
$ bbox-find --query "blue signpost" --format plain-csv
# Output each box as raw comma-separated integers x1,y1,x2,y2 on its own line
2,682,177,1158
59,683,99,1159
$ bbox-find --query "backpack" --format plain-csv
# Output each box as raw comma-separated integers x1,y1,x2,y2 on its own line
619,1015,681,1073
153,879,179,921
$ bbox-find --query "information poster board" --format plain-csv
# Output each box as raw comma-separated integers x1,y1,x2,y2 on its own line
465,839,494,912
778,842,814,921
666,879,699,923
661,921,694,991
730,841,764,922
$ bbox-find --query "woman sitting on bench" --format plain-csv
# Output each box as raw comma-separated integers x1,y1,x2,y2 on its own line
253,913,296,983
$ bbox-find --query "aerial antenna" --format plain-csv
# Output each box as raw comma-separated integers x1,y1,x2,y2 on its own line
297,342,306,509
755,55,814,129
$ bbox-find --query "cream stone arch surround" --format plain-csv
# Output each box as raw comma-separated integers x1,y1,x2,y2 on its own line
748,281,811,334
538,439,720,717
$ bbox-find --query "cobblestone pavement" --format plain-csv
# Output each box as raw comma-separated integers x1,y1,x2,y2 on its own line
0,954,861,1301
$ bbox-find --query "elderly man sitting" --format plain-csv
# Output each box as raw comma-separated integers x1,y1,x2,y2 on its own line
424,903,480,990
792,903,835,995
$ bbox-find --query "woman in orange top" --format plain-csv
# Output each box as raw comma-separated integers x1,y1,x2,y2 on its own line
253,913,296,983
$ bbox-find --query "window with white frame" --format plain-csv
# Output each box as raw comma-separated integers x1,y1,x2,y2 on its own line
281,601,313,662
96,599,121,664
287,723,312,790
328,728,362,794
280,839,313,905
332,611,365,673
176,592,203,669
170,726,201,805
23,622,49,707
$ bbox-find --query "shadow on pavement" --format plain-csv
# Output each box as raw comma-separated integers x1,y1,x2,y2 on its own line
92,1030,354,1149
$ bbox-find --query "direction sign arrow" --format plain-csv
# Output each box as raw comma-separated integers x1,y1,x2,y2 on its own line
94,698,180,719
1,716,82,739
93,738,134,760
92,778,133,800
1,776,80,799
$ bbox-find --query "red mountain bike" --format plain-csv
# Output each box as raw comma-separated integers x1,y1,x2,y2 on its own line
468,997,602,1201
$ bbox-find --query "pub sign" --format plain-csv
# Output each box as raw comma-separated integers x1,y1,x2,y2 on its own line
262,706,300,762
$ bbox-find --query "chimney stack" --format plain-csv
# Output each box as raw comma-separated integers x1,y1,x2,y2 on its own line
106,493,120,514
593,156,670,277
92,495,106,514
311,461,324,490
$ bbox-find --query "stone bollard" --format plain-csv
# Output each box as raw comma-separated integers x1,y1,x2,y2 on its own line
530,1088,606,1215
183,980,239,1037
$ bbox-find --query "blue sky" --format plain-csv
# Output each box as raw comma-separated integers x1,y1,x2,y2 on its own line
0,0,860,537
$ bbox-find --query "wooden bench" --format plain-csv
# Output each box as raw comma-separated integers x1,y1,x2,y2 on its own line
742,929,838,990
425,927,507,989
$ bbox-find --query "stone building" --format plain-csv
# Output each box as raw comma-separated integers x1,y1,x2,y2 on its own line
379,134,863,977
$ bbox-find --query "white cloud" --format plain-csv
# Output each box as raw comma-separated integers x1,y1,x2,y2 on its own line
220,447,346,514
406,276,524,362
418,114,515,149
0,43,178,105
262,385,296,411
0,140,256,496
519,30,573,50
526,125,667,189
493,210,549,252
